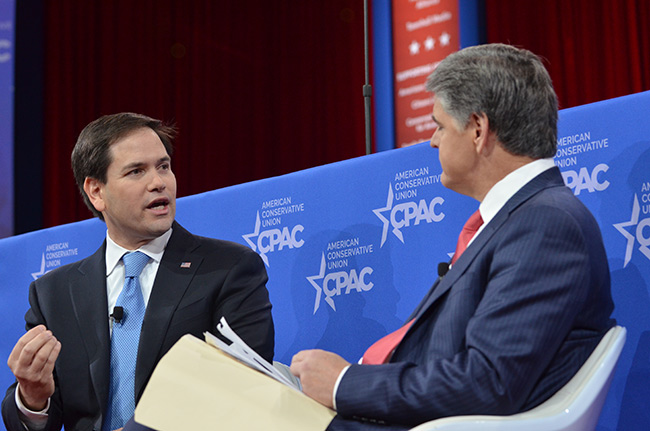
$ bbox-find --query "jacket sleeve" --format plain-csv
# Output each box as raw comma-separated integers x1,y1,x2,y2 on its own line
2,280,64,431
210,247,275,363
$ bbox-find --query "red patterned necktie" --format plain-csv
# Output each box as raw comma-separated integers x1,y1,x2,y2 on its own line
362,319,414,364
361,210,483,365
451,210,483,265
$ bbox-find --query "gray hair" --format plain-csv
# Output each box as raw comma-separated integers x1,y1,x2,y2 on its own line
426,43,558,159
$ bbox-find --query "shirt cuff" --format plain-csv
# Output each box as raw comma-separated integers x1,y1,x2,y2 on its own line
15,382,49,430
331,364,351,411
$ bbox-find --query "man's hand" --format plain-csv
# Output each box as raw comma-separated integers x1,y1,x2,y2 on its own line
7,325,61,411
290,349,350,409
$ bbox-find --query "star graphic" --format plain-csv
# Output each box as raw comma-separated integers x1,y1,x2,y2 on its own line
409,40,420,55
424,36,435,51
439,32,451,47
242,212,270,266
373,184,403,247
307,253,335,313
31,254,48,280
613,194,639,267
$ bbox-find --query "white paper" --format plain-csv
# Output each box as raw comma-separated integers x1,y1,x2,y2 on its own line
204,317,301,390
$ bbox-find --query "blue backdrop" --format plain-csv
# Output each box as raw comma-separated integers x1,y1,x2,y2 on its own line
1,91,649,430
0,0,14,239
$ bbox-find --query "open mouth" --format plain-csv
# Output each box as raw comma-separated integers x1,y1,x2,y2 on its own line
147,198,169,211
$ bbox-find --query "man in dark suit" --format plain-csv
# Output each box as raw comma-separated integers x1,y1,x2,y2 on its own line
290,44,615,430
2,113,274,431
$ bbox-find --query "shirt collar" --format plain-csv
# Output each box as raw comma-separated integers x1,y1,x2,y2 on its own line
105,228,173,276
479,158,556,226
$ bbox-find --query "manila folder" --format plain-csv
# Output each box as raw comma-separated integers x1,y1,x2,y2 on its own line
135,334,335,431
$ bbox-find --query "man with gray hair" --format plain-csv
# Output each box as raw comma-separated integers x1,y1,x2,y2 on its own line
291,43,615,430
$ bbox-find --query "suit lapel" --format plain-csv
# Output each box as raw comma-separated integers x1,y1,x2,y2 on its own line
409,217,504,322
406,168,565,327
68,243,111,420
135,223,202,398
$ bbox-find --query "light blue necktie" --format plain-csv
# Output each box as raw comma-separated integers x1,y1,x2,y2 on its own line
104,251,149,431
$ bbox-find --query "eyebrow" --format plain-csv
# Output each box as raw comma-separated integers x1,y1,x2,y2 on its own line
122,156,171,171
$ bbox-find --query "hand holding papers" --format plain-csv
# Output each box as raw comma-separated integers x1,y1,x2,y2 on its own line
134,319,334,431
205,317,301,390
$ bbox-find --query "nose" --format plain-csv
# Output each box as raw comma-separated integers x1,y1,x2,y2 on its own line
148,170,166,191
429,129,439,148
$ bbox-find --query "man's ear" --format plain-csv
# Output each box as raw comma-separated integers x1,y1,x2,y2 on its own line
471,112,495,156
83,177,106,213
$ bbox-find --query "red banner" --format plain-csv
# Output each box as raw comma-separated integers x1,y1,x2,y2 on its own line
392,0,460,147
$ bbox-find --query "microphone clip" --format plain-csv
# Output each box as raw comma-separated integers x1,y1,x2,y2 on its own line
111,306,124,324
437,262,450,278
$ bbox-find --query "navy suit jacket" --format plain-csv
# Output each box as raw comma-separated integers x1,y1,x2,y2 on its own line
2,222,274,431
330,167,615,430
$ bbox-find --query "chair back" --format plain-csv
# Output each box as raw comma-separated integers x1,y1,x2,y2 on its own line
410,325,627,431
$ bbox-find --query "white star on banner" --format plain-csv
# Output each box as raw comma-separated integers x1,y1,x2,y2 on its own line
307,253,331,313
424,36,435,51
242,212,270,266
31,254,48,280
439,32,451,47
409,40,420,55
372,184,398,247
613,195,640,267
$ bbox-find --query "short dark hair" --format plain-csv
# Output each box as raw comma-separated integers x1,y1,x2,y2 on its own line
71,112,177,220
426,43,558,159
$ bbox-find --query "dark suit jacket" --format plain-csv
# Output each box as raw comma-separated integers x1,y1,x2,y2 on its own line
2,222,274,431
330,167,615,430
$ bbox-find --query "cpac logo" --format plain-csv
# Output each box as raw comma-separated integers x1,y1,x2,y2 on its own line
242,212,304,266
562,163,610,196
373,184,444,246
307,253,374,313
614,194,650,267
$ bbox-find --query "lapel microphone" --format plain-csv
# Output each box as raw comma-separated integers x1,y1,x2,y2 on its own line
437,262,450,278
111,306,124,323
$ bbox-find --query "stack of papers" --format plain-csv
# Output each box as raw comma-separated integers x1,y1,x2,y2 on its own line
206,317,301,390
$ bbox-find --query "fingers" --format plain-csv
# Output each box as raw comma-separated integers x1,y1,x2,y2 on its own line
7,325,47,366
42,338,62,377
289,349,318,376
25,336,58,375
9,327,60,377
9,326,60,411
8,325,61,388
289,349,345,409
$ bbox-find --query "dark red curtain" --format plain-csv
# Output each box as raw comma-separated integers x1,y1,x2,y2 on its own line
42,1,650,228
485,0,650,110
42,1,367,227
